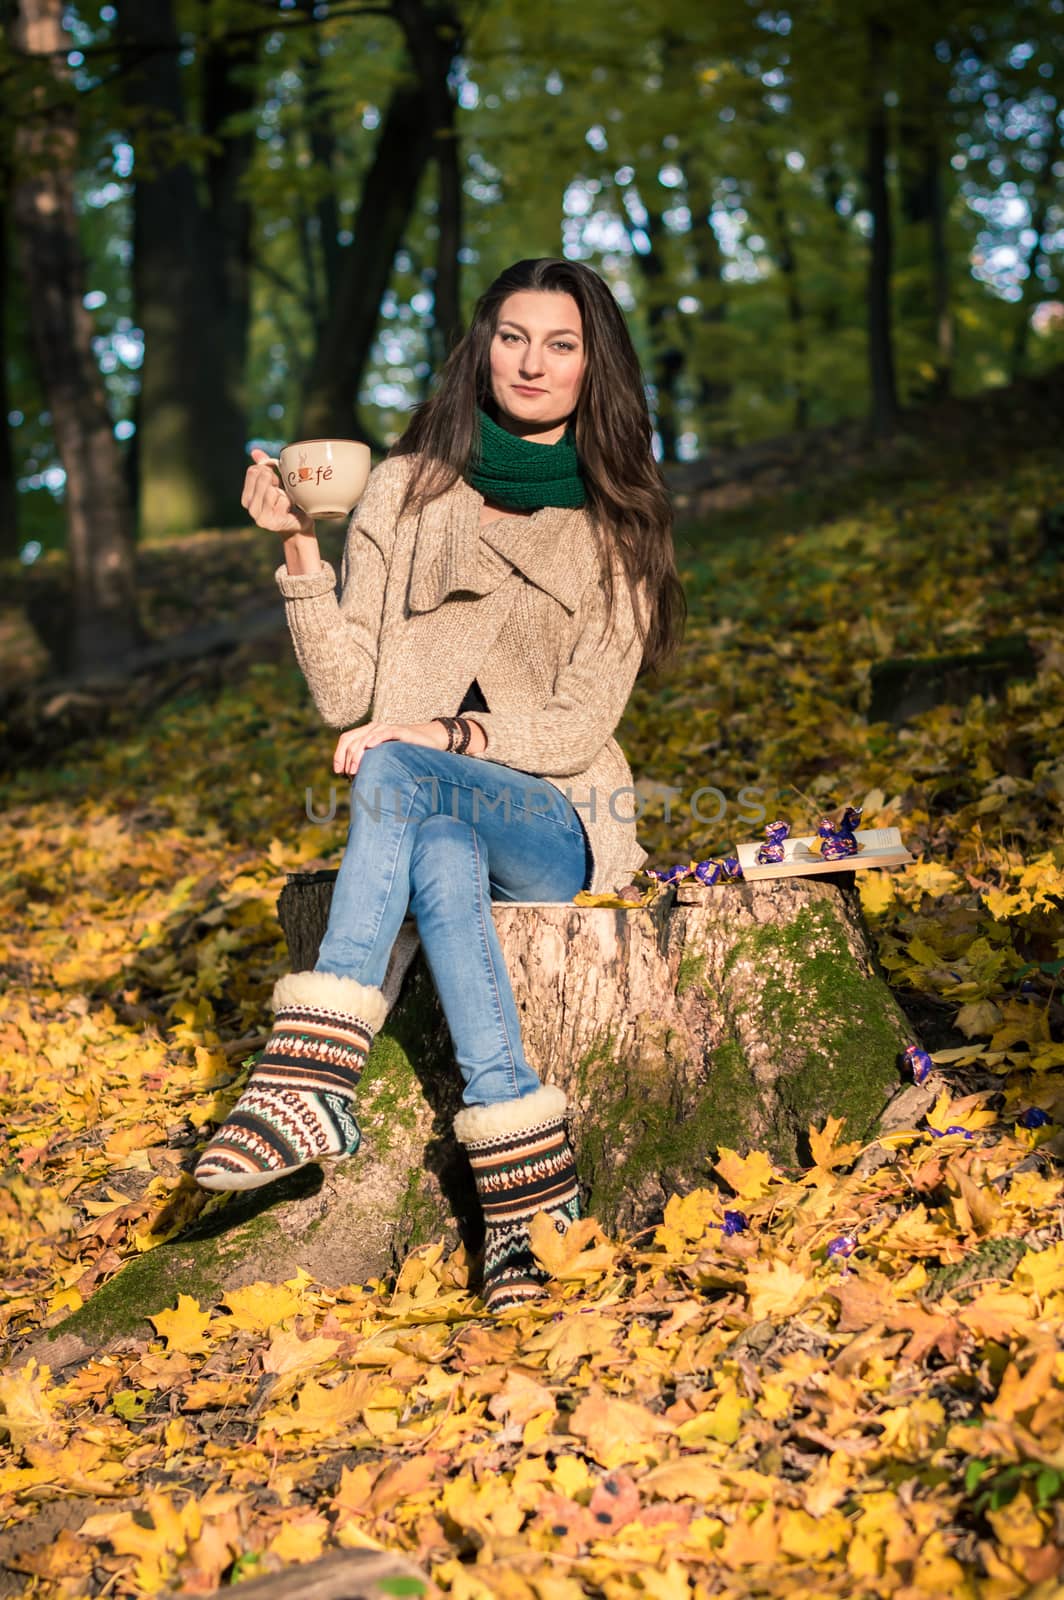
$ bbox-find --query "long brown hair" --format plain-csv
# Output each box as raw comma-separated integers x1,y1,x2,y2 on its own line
391,258,686,678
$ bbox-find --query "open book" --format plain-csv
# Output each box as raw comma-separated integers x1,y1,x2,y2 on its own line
736,826,913,881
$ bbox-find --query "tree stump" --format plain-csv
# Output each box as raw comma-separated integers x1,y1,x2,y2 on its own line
46,868,923,1356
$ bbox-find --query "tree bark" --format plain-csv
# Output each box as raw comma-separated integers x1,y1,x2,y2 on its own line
120,0,254,539
865,19,899,437
0,185,20,561
626,197,684,463
297,78,436,440
901,112,953,398
1009,98,1061,381
761,152,809,431
202,18,256,446
684,157,730,429
298,0,344,324
50,876,924,1351
394,0,464,364
927,143,953,396
10,0,140,672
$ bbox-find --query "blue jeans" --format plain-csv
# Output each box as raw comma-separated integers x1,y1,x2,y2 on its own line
314,742,593,1107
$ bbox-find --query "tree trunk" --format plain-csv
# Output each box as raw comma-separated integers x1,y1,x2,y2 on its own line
298,79,436,440
202,20,256,449
298,0,344,323
927,143,953,396
0,186,20,560
10,0,140,672
684,157,730,428
901,114,953,399
120,0,253,539
49,876,925,1353
627,198,684,463
1009,98,1060,381
865,19,899,437
394,0,464,364
762,153,809,431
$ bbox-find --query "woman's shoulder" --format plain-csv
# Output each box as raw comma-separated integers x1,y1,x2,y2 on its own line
360,451,419,505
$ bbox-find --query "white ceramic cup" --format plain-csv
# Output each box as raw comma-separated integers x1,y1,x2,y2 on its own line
263,438,372,521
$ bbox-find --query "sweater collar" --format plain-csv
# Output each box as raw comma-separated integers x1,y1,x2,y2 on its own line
407,477,589,616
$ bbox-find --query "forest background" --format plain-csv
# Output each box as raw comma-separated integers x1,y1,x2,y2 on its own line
2,0,1063,675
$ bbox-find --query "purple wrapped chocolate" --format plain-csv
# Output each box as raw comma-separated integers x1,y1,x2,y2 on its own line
827,1234,857,1258
905,1044,933,1085
756,819,790,865
1019,1107,1051,1129
818,803,862,861
721,855,743,879
647,863,692,886
694,858,723,886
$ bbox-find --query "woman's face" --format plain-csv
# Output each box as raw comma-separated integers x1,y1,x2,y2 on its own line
489,290,586,441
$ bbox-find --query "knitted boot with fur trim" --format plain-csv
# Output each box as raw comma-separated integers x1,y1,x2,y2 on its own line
194,971,386,1192
455,1084,581,1313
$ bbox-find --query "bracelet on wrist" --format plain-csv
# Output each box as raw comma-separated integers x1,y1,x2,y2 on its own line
434,715,474,755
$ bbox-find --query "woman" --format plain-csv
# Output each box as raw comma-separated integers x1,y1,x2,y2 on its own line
194,257,686,1311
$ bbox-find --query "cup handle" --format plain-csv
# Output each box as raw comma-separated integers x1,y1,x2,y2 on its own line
260,455,282,474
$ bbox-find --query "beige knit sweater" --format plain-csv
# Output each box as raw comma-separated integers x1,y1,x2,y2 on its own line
276,454,650,895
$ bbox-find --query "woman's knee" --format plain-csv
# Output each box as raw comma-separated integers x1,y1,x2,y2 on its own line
410,813,486,890
351,741,435,819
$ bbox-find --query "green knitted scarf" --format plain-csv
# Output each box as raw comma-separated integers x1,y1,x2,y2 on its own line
467,407,586,511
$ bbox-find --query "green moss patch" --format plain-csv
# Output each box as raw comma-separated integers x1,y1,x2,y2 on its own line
726,900,906,1163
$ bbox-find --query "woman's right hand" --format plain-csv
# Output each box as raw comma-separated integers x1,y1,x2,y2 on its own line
242,448,315,538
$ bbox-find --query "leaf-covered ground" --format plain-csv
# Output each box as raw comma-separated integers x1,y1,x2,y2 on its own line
1,424,1063,1598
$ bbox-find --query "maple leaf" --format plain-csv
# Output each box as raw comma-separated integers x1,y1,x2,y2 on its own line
441,1472,525,1539
676,1384,749,1446
182,1377,253,1410
745,1258,814,1320
149,1294,215,1355
85,1489,204,1592
367,1454,444,1514
718,1503,780,1569
808,1113,864,1171
0,1359,65,1451
923,1089,995,1140
262,1329,341,1379
656,1187,724,1248
488,1370,557,1428
222,1279,306,1332
859,872,895,916
715,1146,779,1198
263,1372,372,1438
1015,1240,1064,1300
641,1455,723,1501
568,1389,673,1469
529,1212,617,1280
268,1512,330,1564
949,1164,1003,1235
957,1287,1032,1342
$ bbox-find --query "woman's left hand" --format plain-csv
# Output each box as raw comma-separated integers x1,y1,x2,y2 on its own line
333,720,448,777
